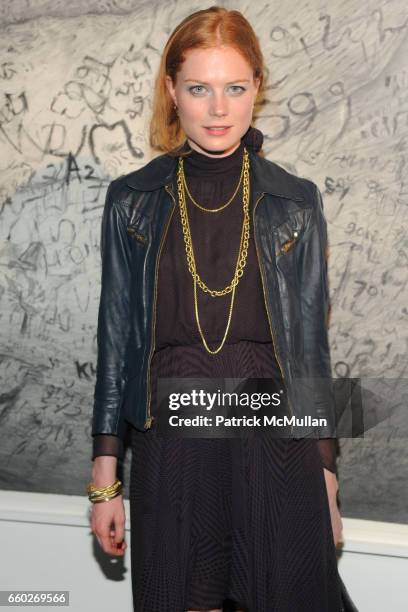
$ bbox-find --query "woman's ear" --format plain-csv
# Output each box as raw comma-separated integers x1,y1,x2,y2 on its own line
165,75,177,106
254,76,261,96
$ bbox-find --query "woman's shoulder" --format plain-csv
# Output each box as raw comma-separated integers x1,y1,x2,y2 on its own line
101,153,177,223
251,152,319,206
108,152,176,197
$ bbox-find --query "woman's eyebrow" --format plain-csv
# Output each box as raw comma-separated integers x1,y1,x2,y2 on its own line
183,79,250,84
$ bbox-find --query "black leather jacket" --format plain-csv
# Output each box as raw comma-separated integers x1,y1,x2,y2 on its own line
91,148,336,446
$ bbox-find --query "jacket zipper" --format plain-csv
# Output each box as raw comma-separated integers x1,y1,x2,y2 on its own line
144,184,176,429
252,191,295,425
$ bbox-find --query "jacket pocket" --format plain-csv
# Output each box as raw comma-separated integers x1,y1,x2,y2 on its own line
280,231,300,254
126,211,149,245
274,221,301,258
273,208,312,259
127,223,148,245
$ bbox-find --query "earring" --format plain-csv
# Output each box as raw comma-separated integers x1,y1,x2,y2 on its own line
174,103,178,114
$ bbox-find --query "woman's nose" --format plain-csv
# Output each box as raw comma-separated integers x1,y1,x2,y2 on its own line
209,94,228,117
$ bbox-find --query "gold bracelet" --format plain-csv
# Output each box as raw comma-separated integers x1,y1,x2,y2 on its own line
89,489,122,504
86,478,122,503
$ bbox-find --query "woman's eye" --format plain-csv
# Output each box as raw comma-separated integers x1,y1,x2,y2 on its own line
188,85,246,95
229,86,246,94
189,85,206,95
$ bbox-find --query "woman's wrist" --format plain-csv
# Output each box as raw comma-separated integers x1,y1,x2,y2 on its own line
92,456,118,487
323,468,339,501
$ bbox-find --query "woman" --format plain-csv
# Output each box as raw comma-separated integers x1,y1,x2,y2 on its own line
88,7,344,612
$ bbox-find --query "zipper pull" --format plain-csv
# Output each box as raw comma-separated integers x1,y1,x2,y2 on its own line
127,225,147,244
144,415,154,429
280,230,299,254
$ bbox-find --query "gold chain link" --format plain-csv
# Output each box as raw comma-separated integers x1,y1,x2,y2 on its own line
176,146,251,354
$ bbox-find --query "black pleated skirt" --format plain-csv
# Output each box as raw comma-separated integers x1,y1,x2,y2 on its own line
128,344,343,612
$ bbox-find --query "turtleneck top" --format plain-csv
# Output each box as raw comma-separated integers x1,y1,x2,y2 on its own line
155,138,274,347
92,133,337,474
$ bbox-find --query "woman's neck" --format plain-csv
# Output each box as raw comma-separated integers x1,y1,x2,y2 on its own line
183,138,245,176
186,138,242,158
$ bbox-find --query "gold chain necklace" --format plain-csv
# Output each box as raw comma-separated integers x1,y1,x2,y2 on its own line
176,146,251,354
182,155,245,213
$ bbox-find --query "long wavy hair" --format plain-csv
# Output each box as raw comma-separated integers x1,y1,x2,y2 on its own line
149,6,266,156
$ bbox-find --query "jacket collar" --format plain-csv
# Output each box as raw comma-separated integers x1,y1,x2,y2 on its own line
125,147,305,201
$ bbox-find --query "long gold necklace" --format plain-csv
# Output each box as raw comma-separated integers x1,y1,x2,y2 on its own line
176,147,251,354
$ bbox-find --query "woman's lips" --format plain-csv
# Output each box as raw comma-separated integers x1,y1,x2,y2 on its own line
204,126,231,136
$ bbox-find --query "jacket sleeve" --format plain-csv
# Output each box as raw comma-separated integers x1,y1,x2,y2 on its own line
297,181,338,474
91,179,132,461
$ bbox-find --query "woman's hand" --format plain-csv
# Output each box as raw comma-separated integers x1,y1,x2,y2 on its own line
91,496,127,556
323,468,343,547
90,456,128,556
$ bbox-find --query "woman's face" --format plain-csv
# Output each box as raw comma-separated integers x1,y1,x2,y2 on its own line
166,45,260,157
